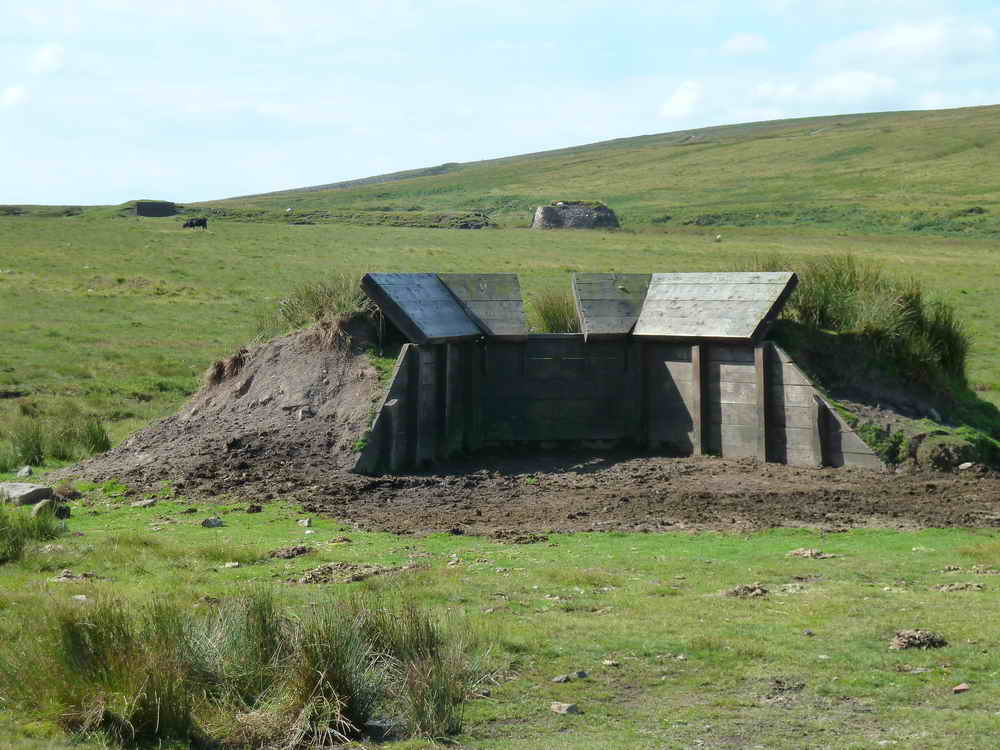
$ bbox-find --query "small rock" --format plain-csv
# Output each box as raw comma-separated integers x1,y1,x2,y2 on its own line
246,504,263,513
131,498,158,509
223,562,240,569
953,683,970,694
787,548,835,559
958,462,974,471
804,629,815,637
0,482,53,506
31,498,55,518
602,659,620,667
297,518,312,528
551,674,572,683
201,517,224,528
71,595,89,603
304,529,316,535
16,466,32,478
550,702,580,715
574,670,589,679
474,688,491,698
181,507,197,514
724,582,769,598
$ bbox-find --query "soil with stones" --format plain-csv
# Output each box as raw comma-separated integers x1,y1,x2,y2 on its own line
54,326,1000,537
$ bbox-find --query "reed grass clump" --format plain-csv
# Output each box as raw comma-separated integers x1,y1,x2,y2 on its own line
0,588,493,747
743,253,970,385
532,289,581,333
0,400,111,468
254,272,377,341
0,504,60,564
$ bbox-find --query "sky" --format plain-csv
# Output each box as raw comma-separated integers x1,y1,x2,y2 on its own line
2,0,999,205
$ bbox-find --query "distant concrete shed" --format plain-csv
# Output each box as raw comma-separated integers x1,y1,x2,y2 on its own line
531,201,620,229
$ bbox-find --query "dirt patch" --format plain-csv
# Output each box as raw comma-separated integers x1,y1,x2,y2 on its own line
787,548,836,559
52,319,1000,537
295,562,403,584
889,629,947,650
724,583,769,598
932,582,985,592
269,545,312,560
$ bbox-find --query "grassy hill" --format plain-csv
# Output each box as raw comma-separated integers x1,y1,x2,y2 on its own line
198,105,1000,236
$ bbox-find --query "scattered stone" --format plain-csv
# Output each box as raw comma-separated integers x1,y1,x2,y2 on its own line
16,466,32,478
958,462,975,471
602,659,620,667
725,582,769,598
297,562,403,584
779,583,808,594
448,527,464,535
50,569,105,583
803,629,815,637
223,562,240,569
953,683,970,694
549,702,581,715
297,518,312,527
304,529,316,535
329,536,352,544
933,582,984,592
787,548,835,559
39,543,67,554
246,504,263,513
551,674,572,683
473,688,491,698
30,498,54,518
201,517,224,528
198,595,221,606
0,482,53,506
363,718,400,742
889,629,947,650
181,507,197,514
71,595,90,603
131,498,158,509
269,545,311,559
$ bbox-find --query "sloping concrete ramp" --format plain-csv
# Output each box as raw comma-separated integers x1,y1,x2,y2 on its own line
634,272,797,340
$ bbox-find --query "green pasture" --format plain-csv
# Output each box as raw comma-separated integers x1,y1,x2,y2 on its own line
4,494,1000,748
1,216,998,447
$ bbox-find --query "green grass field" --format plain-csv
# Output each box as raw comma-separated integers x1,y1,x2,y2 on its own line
2,104,1000,747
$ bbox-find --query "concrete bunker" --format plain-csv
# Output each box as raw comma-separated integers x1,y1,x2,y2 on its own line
354,271,881,474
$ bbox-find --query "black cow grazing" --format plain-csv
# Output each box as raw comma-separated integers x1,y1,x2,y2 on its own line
183,217,208,229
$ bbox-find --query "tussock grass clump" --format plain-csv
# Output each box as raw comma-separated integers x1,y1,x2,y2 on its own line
532,289,581,333
744,254,970,385
0,401,111,468
0,588,492,747
254,272,377,342
0,505,60,564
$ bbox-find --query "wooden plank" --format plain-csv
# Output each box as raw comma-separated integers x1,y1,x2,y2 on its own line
755,343,767,460
624,339,642,441
691,343,703,456
706,345,755,363
438,273,528,339
463,342,483,453
572,273,651,340
634,272,797,341
361,272,482,344
707,362,756,383
444,343,463,457
414,346,438,465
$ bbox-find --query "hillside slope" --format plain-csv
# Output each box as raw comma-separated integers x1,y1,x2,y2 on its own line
201,105,1000,235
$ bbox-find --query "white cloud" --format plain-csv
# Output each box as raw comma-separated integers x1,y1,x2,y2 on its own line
722,33,770,55
1,85,27,107
817,19,997,67
29,43,64,73
753,81,800,100
660,80,703,119
812,71,896,100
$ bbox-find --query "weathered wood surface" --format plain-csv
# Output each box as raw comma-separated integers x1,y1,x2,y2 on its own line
439,273,528,339
572,273,651,340
634,272,797,341
361,273,482,344
353,344,414,474
644,342,700,454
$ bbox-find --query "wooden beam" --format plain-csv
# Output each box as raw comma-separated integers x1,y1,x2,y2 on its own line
754,342,767,460
444,343,464,457
691,343,704,456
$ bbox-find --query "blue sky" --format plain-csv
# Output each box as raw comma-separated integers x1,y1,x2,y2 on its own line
2,0,998,204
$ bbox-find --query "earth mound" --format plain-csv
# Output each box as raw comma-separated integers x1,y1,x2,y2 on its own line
58,319,381,495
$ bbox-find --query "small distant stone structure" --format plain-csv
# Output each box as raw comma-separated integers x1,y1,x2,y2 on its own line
134,200,177,217
531,201,620,229
354,271,882,474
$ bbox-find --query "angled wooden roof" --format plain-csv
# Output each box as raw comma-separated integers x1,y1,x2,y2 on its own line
633,271,797,341
572,273,651,340
361,273,482,344
439,273,528,340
